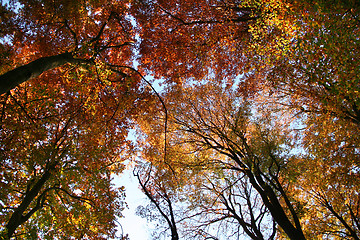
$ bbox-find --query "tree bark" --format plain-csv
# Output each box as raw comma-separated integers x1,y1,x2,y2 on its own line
0,52,86,95
6,166,54,239
246,171,306,240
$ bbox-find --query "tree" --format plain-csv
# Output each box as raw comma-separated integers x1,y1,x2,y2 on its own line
134,163,180,240
262,1,360,238
130,0,293,85
135,82,308,239
193,170,277,240
124,0,360,239
0,0,152,238
2,0,360,238
0,58,152,238
267,0,360,125
0,0,135,95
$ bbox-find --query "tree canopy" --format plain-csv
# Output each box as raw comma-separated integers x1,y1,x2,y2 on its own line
0,0,359,239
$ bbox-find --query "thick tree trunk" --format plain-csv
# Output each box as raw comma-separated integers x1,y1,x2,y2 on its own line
6,167,53,239
0,52,85,95
246,171,306,240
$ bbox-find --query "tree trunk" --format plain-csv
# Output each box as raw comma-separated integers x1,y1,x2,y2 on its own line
6,167,53,239
246,171,306,240
0,52,86,95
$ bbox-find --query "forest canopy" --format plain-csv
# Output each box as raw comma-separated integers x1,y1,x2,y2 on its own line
0,0,359,239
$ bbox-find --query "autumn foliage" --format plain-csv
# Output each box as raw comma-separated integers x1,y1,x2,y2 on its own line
0,0,360,239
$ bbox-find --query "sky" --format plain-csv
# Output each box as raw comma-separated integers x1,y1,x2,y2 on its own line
114,169,153,240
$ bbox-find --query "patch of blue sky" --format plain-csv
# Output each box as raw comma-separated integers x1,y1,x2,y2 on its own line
112,171,153,240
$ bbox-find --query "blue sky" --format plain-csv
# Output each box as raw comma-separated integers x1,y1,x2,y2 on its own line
114,170,151,239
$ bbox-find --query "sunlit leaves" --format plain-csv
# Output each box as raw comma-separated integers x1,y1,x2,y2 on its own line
0,0,152,238
1,0,360,238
